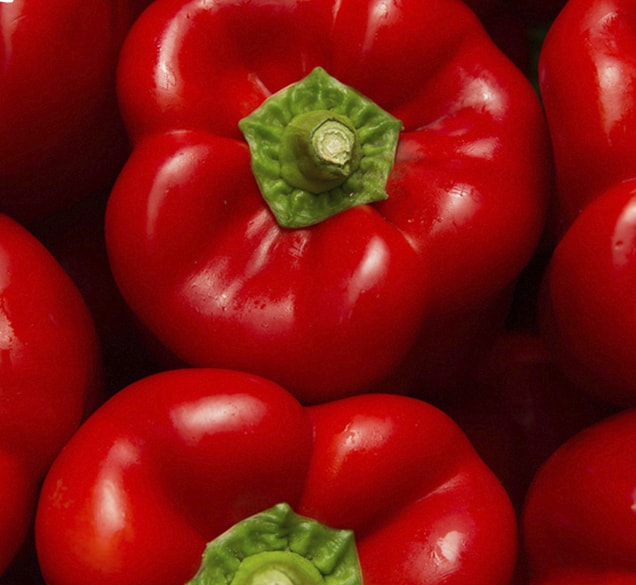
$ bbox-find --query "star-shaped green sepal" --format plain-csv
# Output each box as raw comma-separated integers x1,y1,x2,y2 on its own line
239,67,403,228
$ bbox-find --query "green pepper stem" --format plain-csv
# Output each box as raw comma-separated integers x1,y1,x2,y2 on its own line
185,503,363,585
238,67,402,228
279,110,361,194
312,119,356,167
230,551,324,585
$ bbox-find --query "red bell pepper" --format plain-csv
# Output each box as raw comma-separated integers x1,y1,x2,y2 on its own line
538,0,636,406
0,214,103,576
522,408,636,585
540,180,636,407
35,368,518,585
105,0,550,404
539,0,636,235
0,0,151,225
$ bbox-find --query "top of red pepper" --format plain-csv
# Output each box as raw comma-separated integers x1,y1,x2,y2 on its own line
239,67,402,228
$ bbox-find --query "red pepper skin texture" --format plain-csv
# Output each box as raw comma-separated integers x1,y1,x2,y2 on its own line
0,0,151,225
0,214,103,575
539,0,636,235
522,409,636,585
540,180,636,407
35,368,518,585
0,454,36,578
538,0,636,407
107,131,430,403
300,393,517,585
106,0,550,403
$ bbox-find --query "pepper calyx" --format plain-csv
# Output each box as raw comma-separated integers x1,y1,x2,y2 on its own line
239,67,402,228
185,503,363,585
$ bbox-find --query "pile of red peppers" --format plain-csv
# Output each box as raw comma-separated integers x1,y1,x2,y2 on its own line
1,0,635,584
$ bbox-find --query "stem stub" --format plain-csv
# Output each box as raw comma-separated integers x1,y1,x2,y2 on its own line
185,503,363,585
239,67,402,228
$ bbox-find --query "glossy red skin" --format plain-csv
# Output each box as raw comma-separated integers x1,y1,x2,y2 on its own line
0,214,103,575
539,0,636,234
538,0,636,407
35,368,518,585
0,0,152,224
106,0,549,403
522,408,636,584
540,180,636,407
